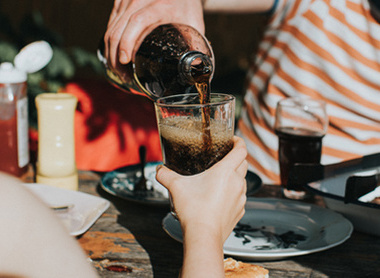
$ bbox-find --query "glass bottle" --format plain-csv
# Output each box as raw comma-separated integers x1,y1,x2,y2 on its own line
0,63,29,177
98,23,214,101
0,41,52,177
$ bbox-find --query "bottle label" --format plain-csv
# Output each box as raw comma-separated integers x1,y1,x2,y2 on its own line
17,98,29,167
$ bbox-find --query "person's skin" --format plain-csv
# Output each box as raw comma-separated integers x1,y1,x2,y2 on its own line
0,136,246,278
156,136,248,278
104,0,275,68
0,173,98,278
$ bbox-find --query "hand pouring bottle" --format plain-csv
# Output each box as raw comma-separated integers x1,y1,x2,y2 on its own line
98,23,214,101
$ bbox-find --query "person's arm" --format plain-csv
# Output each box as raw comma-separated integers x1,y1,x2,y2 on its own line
0,173,98,278
104,0,205,67
203,0,275,13
104,0,276,67
156,136,248,277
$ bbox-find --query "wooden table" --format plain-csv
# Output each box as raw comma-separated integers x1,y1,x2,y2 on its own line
28,170,380,278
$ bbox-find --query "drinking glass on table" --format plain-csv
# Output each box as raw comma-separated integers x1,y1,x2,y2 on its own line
154,93,235,217
274,97,328,200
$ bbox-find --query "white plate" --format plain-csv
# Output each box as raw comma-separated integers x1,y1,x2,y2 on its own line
162,198,353,261
23,183,110,236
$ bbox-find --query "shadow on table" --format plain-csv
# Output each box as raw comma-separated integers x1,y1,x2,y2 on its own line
97,184,183,278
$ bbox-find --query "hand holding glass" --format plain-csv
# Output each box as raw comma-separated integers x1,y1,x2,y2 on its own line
154,93,235,216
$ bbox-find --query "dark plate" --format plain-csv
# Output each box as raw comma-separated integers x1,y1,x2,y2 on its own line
305,166,380,236
100,162,262,206
246,170,263,196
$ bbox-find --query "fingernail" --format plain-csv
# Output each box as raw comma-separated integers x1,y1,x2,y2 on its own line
119,50,128,64
156,164,163,172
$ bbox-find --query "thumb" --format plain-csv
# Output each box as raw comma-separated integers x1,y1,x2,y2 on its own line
155,165,181,192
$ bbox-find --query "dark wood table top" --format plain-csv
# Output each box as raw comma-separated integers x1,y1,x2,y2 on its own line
27,170,380,278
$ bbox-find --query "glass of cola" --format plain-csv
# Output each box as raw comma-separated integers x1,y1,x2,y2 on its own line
275,97,328,200
154,93,235,217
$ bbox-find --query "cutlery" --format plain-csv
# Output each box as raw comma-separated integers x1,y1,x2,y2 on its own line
134,146,147,194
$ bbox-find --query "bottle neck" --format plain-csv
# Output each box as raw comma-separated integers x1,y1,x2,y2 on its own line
179,51,214,84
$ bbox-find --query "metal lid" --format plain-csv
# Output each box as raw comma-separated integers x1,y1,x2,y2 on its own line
14,41,53,73
0,62,27,83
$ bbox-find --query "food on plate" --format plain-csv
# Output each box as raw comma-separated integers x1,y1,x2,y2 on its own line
224,258,269,278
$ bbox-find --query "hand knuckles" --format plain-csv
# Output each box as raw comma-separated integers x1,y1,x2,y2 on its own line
129,11,147,26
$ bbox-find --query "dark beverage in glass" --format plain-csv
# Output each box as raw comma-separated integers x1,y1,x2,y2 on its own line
274,97,328,200
155,93,235,175
155,93,235,217
276,127,324,191
159,116,234,175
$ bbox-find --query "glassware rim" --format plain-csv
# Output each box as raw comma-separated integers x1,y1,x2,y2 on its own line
155,93,235,108
277,96,326,108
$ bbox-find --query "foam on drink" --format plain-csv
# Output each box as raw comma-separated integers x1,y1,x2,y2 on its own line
159,116,234,175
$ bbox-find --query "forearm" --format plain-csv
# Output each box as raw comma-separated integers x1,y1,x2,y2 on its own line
181,226,225,278
203,0,276,13
0,174,98,278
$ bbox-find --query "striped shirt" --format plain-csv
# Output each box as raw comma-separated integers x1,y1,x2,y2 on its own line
236,0,380,185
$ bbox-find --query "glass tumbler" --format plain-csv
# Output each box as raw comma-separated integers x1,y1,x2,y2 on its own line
275,97,328,200
154,93,235,217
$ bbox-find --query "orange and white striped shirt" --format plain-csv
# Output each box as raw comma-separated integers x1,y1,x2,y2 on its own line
236,0,380,185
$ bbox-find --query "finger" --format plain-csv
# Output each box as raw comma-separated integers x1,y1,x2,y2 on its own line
106,13,132,66
155,165,181,192
218,136,247,170
242,179,247,196
117,5,167,64
236,159,248,178
107,0,124,27
105,0,135,65
104,0,123,60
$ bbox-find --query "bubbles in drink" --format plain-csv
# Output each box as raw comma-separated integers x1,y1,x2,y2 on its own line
159,116,234,175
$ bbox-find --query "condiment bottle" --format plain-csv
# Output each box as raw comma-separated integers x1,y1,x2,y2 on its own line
98,23,214,101
0,41,53,177
0,63,29,176
35,93,78,190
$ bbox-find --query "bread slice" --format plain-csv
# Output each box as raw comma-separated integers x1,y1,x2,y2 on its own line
224,258,269,278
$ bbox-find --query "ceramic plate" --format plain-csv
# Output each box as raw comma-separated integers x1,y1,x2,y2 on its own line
23,183,110,236
162,197,353,261
101,162,262,206
100,162,169,206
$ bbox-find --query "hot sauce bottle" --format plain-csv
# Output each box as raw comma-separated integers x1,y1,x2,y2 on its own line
0,63,29,176
0,41,53,177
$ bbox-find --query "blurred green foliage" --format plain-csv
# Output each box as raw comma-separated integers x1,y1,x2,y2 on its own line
0,10,103,128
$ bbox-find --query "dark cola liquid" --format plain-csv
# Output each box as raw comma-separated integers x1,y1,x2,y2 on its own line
158,58,221,175
276,127,324,190
194,63,212,150
159,117,233,175
135,24,219,174
135,25,199,98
